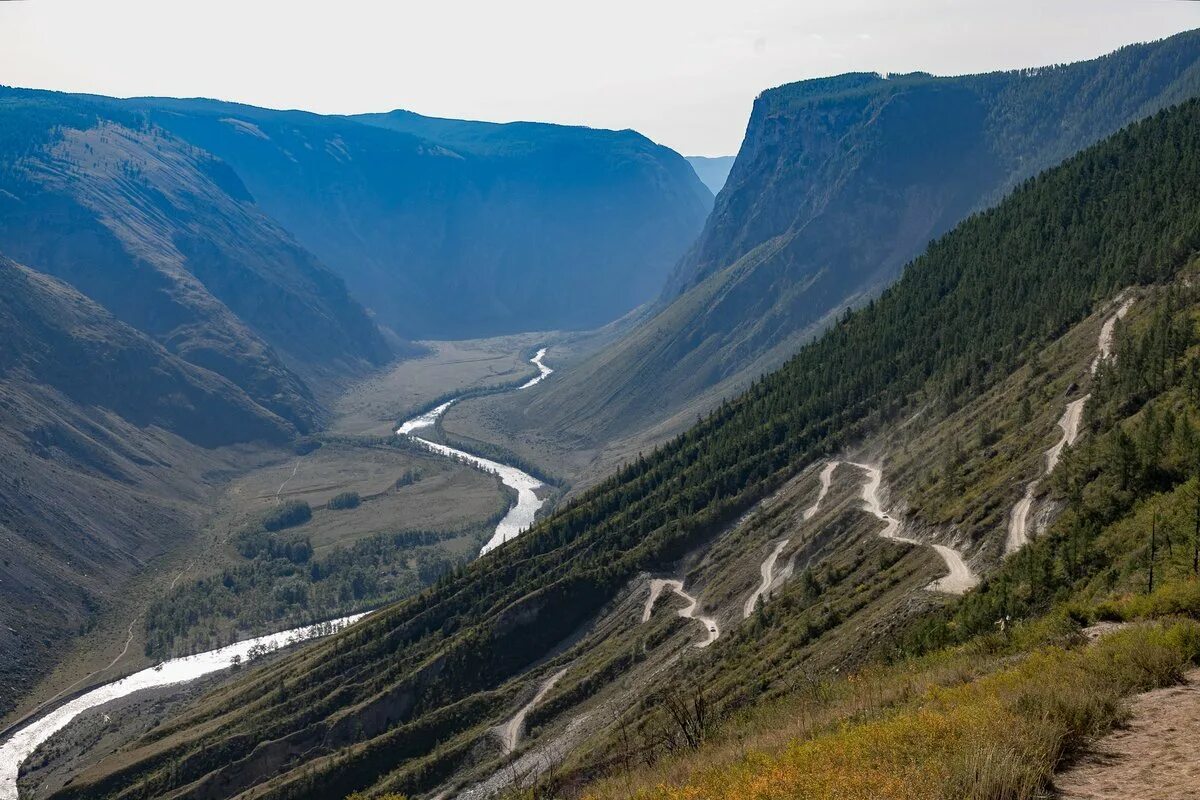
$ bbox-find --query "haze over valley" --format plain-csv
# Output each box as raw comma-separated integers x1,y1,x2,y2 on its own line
5,5,1200,800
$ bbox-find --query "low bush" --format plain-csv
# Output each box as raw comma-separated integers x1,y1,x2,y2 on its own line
263,500,312,531
328,491,361,510
589,621,1200,800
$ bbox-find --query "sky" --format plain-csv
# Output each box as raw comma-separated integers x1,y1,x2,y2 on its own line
2,1,1199,155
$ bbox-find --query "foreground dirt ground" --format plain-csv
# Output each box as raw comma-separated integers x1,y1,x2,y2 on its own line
1056,668,1200,799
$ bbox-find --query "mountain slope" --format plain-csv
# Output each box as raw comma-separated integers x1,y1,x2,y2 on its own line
50,91,1200,800
685,155,735,194
0,87,392,428
0,255,294,717
584,281,1200,799
504,30,1200,463
125,101,713,339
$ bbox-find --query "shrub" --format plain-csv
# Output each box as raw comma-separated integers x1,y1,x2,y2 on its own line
328,491,361,510
263,500,311,531
1088,580,1200,623
597,621,1200,800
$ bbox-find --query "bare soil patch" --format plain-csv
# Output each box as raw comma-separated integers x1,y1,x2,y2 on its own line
1056,668,1200,799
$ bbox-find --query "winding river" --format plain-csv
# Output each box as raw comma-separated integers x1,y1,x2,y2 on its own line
0,614,366,800
0,349,555,799
398,347,552,555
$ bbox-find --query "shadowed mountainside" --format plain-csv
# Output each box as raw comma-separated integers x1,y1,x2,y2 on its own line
0,88,394,427
0,255,294,717
122,100,713,339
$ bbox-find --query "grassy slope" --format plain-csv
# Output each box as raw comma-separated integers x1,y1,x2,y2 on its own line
0,258,295,721
577,279,1200,800
581,616,1200,800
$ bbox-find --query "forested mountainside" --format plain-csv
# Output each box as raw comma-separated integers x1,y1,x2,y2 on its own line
587,281,1200,800
50,90,1200,800
0,88,392,426
684,155,735,194
0,256,294,717
121,100,712,339
508,29,1200,462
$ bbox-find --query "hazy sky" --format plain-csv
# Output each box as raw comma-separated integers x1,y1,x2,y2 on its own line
2,1,1198,155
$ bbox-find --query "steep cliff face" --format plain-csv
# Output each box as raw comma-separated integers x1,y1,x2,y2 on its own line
0,88,393,428
130,100,712,339
675,28,1200,298
509,30,1200,458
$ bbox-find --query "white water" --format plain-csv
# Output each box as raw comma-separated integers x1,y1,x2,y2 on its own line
0,349,554,798
397,349,551,555
642,579,719,648
519,347,553,389
1005,298,1134,555
0,613,366,800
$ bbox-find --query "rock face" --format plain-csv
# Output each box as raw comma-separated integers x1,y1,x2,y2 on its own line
518,30,1200,452
127,101,714,339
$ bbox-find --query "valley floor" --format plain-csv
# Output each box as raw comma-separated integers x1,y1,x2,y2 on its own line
2,333,567,779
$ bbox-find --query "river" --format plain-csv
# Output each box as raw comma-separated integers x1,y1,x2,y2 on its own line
397,347,552,554
0,348,555,798
0,613,366,800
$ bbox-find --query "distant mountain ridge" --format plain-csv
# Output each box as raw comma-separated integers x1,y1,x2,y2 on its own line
510,29,1200,458
125,100,714,339
686,155,736,194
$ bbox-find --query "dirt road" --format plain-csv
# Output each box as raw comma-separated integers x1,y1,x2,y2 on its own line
847,462,978,594
1055,668,1200,799
643,579,719,648
497,668,567,754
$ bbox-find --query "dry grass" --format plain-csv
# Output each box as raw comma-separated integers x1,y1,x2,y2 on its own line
1084,579,1200,624
581,621,1200,800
